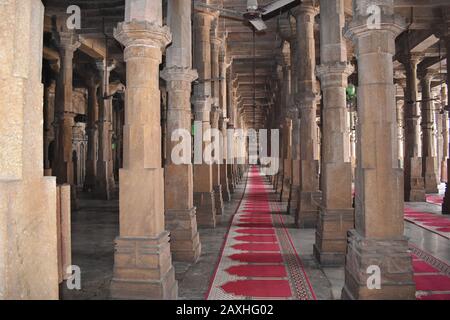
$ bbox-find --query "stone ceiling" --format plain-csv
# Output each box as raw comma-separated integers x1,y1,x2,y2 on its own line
40,0,450,128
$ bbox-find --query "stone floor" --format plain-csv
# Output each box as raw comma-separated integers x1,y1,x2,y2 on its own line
61,176,450,300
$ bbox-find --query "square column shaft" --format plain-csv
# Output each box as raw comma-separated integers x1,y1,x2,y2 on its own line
314,0,354,266
110,2,177,299
0,0,58,299
342,0,415,300
161,0,201,263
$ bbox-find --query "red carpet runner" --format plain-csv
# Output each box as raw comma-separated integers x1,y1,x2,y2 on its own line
411,245,450,300
207,166,316,300
404,208,450,239
426,195,444,206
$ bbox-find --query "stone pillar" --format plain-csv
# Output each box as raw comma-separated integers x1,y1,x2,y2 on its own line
293,1,320,228
401,54,426,201
342,0,415,299
193,7,217,227
210,20,224,214
278,48,292,200
442,32,450,213
219,50,231,202
83,73,100,192
420,71,439,193
0,0,58,299
110,0,177,299
226,69,236,193
288,38,301,215
43,78,56,176
95,60,116,199
314,0,354,266
441,85,448,183
395,80,406,168
281,117,292,202
288,113,301,214
161,0,201,263
53,27,80,187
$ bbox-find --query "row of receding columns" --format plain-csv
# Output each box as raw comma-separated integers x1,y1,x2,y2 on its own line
109,0,245,299
273,0,416,299
50,20,118,201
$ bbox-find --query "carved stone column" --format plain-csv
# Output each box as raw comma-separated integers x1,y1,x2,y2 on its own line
395,79,406,168
110,0,177,299
293,1,320,228
420,71,439,193
288,38,301,216
400,53,426,201
442,33,450,213
53,28,80,187
193,7,217,227
95,60,116,199
161,0,201,263
314,0,354,266
342,0,415,299
210,20,224,215
83,73,100,192
441,85,448,183
43,77,56,176
219,49,231,202
226,70,236,193
0,0,58,299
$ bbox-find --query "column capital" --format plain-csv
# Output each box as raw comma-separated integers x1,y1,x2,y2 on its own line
292,2,319,20
277,16,296,42
55,31,81,53
295,91,320,107
316,62,354,87
96,59,116,73
161,67,198,83
285,105,299,120
397,52,424,68
344,0,405,44
194,8,218,26
114,20,171,52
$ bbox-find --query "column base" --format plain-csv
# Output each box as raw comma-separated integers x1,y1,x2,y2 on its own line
287,185,300,215
280,178,291,202
95,161,115,200
165,207,201,263
405,157,426,202
213,185,224,215
110,232,178,300
424,157,439,193
314,208,354,266
221,180,231,202
194,191,216,228
227,164,235,193
341,230,415,300
295,191,321,228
